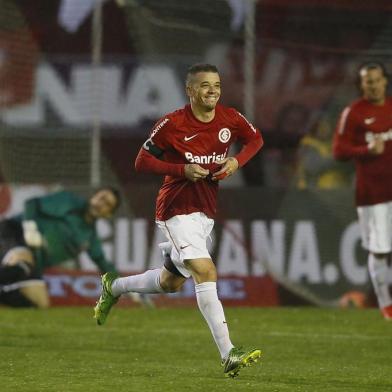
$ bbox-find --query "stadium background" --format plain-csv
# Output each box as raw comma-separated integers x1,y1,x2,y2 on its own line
1,0,392,308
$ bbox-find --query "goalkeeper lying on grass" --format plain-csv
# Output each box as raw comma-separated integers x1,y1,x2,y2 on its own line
0,188,150,308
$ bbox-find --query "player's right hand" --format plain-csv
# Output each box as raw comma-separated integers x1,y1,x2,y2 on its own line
368,135,385,155
184,164,210,182
22,220,44,247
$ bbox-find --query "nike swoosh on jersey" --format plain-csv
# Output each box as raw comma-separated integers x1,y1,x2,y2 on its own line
180,244,191,249
364,117,376,125
184,134,198,141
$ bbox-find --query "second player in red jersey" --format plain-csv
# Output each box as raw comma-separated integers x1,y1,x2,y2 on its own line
333,62,392,321
334,94,392,206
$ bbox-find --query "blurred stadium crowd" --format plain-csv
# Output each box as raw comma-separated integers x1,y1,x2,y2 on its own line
2,0,392,188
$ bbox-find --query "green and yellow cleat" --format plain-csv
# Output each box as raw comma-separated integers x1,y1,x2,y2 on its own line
222,347,262,378
94,272,119,326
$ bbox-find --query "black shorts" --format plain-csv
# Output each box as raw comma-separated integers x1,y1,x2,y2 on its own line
0,218,26,261
0,217,42,280
0,219,43,307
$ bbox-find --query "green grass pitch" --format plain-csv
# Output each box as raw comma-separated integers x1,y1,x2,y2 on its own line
0,306,391,392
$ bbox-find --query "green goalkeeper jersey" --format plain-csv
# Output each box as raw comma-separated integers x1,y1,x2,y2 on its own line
20,191,115,274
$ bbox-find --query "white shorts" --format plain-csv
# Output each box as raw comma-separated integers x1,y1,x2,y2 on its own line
156,212,214,278
357,201,392,253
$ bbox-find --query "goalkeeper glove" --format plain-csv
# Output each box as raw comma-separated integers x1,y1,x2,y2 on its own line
22,220,44,247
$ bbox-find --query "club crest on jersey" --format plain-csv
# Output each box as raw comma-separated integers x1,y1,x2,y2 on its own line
218,128,231,143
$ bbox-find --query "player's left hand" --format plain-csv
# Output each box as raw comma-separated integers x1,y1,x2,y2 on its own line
212,157,239,181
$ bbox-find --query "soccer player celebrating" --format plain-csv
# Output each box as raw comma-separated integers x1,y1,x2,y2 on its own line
333,62,392,320
94,63,263,377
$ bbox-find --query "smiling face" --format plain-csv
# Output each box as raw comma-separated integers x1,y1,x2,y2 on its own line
88,189,118,219
360,67,388,105
186,71,221,113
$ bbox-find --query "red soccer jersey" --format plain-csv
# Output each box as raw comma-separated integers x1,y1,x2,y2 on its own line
333,97,392,206
139,104,263,221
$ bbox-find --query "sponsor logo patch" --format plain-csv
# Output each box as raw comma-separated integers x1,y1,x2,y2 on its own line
185,148,228,164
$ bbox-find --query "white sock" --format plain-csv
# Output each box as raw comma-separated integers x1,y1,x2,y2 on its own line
195,282,234,360
111,269,164,297
368,253,392,308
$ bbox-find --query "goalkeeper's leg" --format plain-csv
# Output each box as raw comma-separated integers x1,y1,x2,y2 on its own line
0,280,49,308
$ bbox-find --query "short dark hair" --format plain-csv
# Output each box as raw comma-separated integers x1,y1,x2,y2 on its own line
186,63,219,85
94,186,121,212
357,62,388,82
